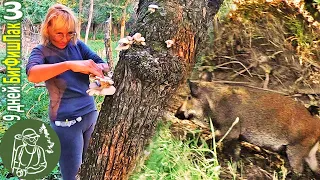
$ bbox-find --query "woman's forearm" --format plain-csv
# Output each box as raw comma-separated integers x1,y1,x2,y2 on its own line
27,62,69,83
27,60,105,83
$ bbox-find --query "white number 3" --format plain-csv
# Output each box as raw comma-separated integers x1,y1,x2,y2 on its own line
4,2,23,20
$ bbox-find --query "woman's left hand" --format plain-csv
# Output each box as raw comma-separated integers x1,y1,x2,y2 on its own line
97,63,110,73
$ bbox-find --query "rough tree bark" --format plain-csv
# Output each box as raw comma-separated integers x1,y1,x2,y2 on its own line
80,0,223,179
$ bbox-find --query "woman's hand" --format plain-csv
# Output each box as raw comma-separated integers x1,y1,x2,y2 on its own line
27,60,107,83
96,63,110,73
66,60,104,77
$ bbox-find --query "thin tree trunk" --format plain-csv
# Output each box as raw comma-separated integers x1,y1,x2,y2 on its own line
77,0,83,39
120,14,126,39
120,0,132,39
84,0,93,44
80,0,223,179
113,24,118,38
104,14,114,70
92,23,100,40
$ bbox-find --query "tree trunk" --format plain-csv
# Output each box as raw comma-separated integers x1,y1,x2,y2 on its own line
112,24,119,38
84,0,93,44
104,14,114,70
120,0,132,39
77,0,83,39
80,0,223,179
92,22,99,40
120,13,126,39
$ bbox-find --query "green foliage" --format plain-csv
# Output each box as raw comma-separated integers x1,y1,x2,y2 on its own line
86,39,105,52
216,0,234,20
284,11,319,62
81,0,135,25
57,0,77,8
286,18,312,46
23,0,55,24
0,6,6,25
20,0,135,26
0,157,9,180
0,72,49,122
80,31,105,41
84,39,119,66
130,122,220,180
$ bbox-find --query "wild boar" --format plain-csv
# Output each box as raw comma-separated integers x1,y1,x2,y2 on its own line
175,80,320,176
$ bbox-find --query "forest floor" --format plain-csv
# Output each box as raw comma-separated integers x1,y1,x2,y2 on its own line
166,0,320,179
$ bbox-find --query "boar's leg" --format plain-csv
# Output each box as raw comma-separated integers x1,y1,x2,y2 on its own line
304,142,320,176
286,144,309,174
216,124,242,160
223,139,241,162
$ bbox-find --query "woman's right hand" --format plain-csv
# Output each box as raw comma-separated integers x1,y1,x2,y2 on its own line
66,60,104,77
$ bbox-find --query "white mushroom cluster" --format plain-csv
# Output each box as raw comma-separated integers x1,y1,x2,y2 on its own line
115,33,146,51
148,4,159,13
165,40,175,48
86,75,116,96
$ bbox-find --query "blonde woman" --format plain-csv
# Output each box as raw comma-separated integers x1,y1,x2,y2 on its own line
26,4,109,180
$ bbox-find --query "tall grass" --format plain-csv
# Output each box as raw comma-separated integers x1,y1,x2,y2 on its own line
130,122,220,180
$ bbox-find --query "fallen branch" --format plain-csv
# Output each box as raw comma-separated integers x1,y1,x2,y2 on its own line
231,63,255,79
215,60,253,77
217,117,240,146
293,88,320,95
243,85,289,95
211,81,290,95
211,80,251,85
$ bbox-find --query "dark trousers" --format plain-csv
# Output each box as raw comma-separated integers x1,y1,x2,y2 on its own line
50,110,98,180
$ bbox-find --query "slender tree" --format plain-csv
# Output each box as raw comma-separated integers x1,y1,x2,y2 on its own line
80,0,223,179
84,0,94,44
120,0,132,38
77,0,83,39
104,14,114,70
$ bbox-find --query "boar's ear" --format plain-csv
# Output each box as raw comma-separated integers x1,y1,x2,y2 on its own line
187,79,200,97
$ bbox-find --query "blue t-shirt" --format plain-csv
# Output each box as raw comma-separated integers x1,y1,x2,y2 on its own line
26,40,105,121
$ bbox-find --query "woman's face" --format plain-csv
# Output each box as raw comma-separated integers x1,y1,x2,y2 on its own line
47,17,75,49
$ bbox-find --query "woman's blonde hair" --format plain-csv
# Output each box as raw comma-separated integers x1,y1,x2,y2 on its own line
40,4,78,45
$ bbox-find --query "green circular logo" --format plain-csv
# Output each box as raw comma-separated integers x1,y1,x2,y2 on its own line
0,119,61,180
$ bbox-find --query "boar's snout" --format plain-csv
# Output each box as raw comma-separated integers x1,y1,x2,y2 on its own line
175,95,203,120
175,105,195,120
